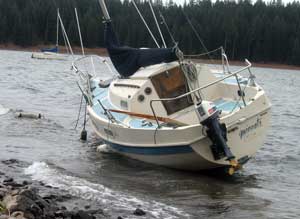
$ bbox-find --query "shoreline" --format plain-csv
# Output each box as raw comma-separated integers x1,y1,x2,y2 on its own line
1,44,300,71
0,158,147,219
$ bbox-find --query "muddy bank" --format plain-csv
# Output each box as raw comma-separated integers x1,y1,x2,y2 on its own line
0,44,107,57
1,43,300,71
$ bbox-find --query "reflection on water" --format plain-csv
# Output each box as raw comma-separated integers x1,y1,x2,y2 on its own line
0,50,300,218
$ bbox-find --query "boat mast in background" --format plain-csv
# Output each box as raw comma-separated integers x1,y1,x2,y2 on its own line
57,11,74,58
56,8,59,49
74,8,85,56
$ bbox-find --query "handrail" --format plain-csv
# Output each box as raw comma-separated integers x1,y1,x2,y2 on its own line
72,55,116,106
150,59,252,126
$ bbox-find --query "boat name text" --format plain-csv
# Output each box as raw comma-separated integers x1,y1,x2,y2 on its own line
239,118,262,139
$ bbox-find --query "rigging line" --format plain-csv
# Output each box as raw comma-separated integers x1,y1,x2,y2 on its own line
148,0,167,48
56,8,59,47
184,47,222,57
131,0,160,48
157,8,176,45
181,9,217,68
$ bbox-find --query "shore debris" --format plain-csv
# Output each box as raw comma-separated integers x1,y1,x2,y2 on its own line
15,112,42,119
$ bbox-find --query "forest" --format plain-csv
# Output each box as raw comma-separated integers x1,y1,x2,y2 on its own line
0,0,300,65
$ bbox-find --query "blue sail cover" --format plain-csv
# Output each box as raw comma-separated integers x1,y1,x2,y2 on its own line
41,46,58,53
105,21,178,77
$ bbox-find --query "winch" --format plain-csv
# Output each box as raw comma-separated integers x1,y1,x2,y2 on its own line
195,101,239,174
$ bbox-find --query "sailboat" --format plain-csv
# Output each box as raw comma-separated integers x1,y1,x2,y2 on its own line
72,0,271,174
32,9,68,60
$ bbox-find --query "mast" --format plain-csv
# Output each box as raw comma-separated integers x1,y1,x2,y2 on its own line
56,8,59,48
58,12,74,58
74,8,85,56
98,0,110,20
148,0,166,48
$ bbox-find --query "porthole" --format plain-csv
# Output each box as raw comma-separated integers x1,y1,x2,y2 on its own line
138,95,145,102
144,87,152,95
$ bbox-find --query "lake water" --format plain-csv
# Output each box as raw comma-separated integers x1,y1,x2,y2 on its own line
0,50,299,218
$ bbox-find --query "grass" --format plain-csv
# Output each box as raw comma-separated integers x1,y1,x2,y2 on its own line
0,202,6,213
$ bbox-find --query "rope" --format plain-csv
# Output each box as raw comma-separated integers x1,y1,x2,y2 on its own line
184,47,222,58
181,9,219,69
74,94,84,130
229,75,250,114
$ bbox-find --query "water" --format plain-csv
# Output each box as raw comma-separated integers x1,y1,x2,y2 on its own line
0,50,300,218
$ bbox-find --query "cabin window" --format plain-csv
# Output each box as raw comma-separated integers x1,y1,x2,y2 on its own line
151,67,193,115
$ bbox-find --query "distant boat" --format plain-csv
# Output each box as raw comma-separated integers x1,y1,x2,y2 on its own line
32,9,68,61
73,0,271,175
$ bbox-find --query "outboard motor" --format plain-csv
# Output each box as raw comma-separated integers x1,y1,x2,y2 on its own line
195,101,238,172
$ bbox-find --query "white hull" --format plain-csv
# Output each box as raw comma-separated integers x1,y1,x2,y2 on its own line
73,55,271,172
88,94,271,171
31,52,68,60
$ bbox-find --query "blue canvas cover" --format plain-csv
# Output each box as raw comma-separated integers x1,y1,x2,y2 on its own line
105,21,178,77
41,46,58,53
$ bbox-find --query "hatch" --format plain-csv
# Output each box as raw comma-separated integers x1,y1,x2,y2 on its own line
151,66,193,115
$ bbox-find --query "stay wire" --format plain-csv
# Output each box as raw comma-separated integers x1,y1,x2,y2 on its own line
181,9,217,68
157,8,177,46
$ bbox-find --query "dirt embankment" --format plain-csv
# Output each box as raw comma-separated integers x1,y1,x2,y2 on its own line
1,43,300,71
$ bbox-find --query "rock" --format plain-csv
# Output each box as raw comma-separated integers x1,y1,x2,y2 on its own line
3,193,41,215
54,210,64,217
3,178,13,183
10,211,25,219
61,194,72,201
10,190,19,196
22,181,29,186
71,210,94,219
3,182,23,188
2,159,18,165
22,212,34,219
60,206,67,211
42,194,57,200
18,189,37,201
133,208,146,216
0,188,8,199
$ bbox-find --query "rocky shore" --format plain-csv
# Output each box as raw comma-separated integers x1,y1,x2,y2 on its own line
0,175,104,219
0,160,146,219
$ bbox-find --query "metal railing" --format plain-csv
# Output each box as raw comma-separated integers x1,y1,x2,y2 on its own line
150,59,252,127
72,55,117,105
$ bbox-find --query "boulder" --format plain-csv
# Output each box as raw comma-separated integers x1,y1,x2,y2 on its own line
10,211,25,219
133,208,146,216
71,210,95,219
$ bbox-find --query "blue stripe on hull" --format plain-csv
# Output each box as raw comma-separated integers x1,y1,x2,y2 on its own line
105,141,194,155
